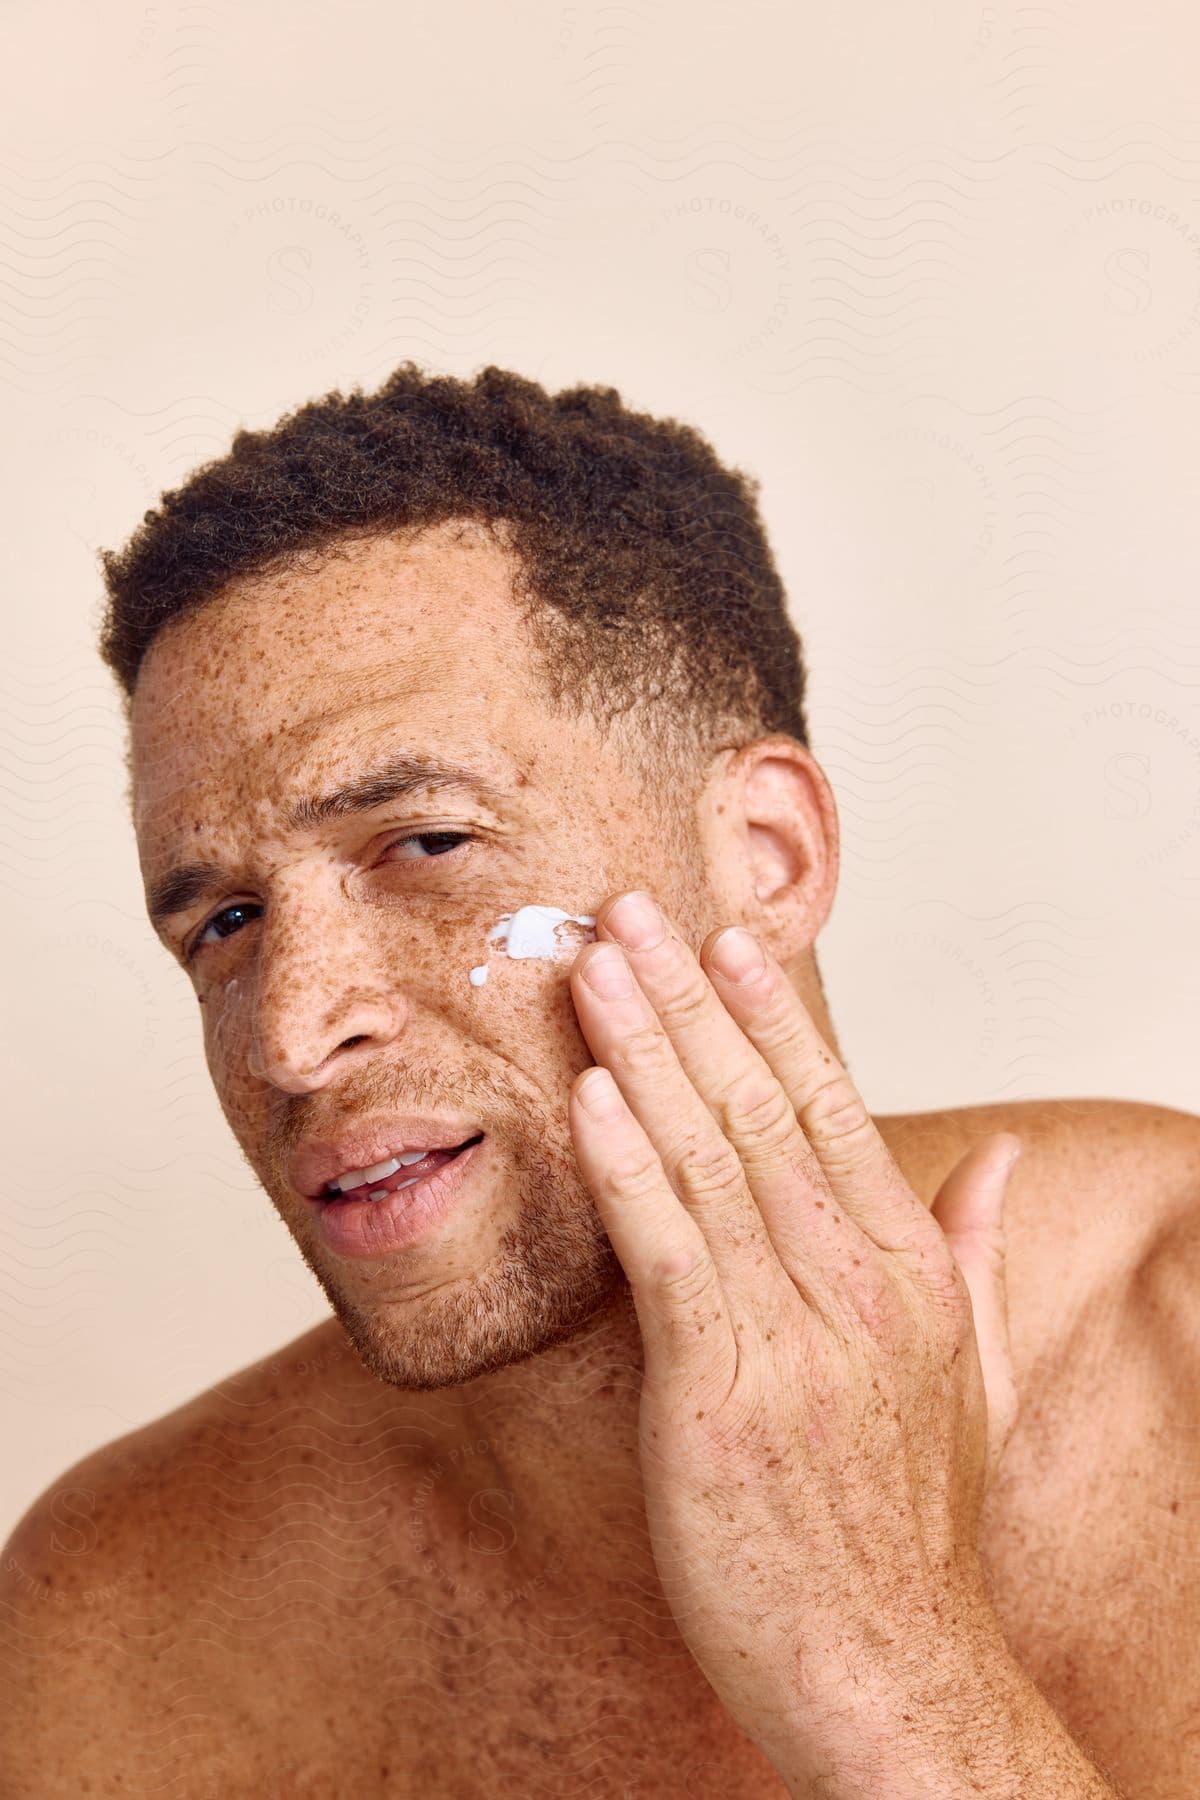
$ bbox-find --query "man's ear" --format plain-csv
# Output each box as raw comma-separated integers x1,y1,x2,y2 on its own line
696,737,839,953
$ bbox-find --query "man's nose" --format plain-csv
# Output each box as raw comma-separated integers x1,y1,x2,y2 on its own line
242,885,410,1092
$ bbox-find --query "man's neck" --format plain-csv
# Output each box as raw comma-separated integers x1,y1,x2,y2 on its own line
428,1282,657,1591
313,1113,939,1593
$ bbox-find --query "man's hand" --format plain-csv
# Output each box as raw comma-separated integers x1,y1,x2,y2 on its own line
566,888,1027,1793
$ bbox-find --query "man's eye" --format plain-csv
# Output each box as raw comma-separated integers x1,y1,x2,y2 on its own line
184,832,474,963
381,830,475,863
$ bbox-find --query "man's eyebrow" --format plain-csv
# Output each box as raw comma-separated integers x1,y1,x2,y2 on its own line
146,752,511,933
283,753,507,833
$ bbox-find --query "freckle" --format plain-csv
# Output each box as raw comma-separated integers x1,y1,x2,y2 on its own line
832,1215,841,1225
1171,1499,1180,1513
696,1410,705,1420
815,1200,824,1210
852,1258,861,1267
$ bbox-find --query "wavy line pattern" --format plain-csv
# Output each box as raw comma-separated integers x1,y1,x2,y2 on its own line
2,9,1199,1794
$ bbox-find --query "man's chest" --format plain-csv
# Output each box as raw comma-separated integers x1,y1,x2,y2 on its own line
196,1131,1195,1798
201,1355,1170,1800
973,1257,1191,1778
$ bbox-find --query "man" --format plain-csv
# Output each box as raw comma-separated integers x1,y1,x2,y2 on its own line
2,364,1196,1798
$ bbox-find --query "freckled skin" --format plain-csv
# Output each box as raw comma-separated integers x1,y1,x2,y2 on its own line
135,527,645,1387
7,517,1192,1796
130,519,841,1399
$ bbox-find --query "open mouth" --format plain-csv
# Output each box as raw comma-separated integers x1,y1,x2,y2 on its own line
318,1133,485,1205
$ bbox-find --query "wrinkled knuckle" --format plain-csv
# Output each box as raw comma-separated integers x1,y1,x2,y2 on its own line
652,1245,720,1312
674,1132,744,1200
615,1020,670,1077
807,1074,871,1147
659,976,712,1032
717,1073,796,1147
597,1141,662,1201
747,1000,799,1062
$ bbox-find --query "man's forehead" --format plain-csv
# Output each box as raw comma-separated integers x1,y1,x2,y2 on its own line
133,689,532,845
130,541,551,831
131,666,612,874
133,533,528,728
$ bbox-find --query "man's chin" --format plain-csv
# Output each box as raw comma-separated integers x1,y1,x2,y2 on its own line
318,1232,627,1391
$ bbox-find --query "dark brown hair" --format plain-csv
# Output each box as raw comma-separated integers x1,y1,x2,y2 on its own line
97,363,810,796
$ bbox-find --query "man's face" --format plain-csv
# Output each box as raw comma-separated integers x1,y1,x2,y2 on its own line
131,520,711,1390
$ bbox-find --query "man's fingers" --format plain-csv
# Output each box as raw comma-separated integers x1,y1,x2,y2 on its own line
701,926,939,1262
569,1064,735,1382
584,897,877,1304
571,934,791,1298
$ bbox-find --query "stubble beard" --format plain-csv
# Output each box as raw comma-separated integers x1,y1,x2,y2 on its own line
292,1140,627,1391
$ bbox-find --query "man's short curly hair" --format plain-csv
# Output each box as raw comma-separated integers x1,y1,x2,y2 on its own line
97,362,810,802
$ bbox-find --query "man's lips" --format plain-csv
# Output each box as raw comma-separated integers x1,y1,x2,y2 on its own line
309,1133,488,1259
287,1118,487,1200
315,1137,482,1203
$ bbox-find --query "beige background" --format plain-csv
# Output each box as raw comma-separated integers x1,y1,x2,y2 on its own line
2,2,1198,1540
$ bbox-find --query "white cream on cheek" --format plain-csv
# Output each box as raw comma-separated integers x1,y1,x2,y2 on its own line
469,905,596,986
210,914,596,1001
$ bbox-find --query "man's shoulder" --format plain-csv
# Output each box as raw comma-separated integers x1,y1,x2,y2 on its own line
990,1093,1198,1370
887,1093,1199,1366
0,1318,376,1795
906,1091,1198,1253
910,1097,1200,1792
2,1315,369,1573
0,1395,199,1794
969,1092,1198,1286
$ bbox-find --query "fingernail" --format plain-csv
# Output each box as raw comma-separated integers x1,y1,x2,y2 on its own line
710,925,766,984
577,1068,622,1117
583,944,635,997
607,891,665,949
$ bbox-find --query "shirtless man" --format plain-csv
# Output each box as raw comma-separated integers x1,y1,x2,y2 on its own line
2,366,1197,1798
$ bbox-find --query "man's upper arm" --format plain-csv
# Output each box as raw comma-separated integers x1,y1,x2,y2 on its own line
1120,1113,1200,1796
0,1453,159,1798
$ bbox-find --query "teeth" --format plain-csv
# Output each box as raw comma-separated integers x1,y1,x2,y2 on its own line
367,1173,422,1202
364,1175,424,1202
333,1147,432,1194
